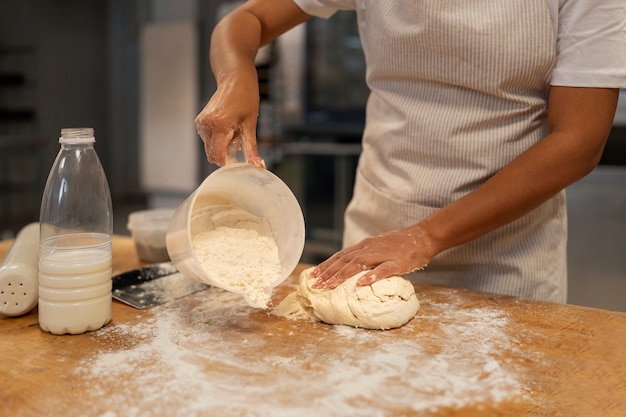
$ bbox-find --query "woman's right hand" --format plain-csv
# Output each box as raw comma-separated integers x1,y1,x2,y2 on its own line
196,0,310,168
195,70,265,168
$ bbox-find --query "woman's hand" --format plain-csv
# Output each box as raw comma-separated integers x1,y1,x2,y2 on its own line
312,225,437,289
194,0,310,168
195,73,265,168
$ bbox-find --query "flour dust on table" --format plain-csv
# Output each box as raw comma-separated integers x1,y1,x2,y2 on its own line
76,285,527,417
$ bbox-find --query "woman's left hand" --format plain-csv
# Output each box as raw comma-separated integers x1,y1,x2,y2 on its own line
311,225,436,289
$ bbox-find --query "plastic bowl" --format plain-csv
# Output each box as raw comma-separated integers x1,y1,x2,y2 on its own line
166,163,305,306
127,208,175,262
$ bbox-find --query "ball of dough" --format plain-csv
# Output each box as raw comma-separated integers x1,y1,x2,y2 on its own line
276,267,419,330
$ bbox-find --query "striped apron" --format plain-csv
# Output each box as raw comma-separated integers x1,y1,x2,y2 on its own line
343,1,566,302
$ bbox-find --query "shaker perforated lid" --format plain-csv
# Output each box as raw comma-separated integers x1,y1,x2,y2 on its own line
0,222,39,317
59,127,96,144
0,266,38,317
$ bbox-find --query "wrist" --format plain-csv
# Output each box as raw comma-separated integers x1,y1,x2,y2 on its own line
405,220,445,261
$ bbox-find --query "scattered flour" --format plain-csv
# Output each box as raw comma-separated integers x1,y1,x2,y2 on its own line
191,207,282,308
76,288,526,417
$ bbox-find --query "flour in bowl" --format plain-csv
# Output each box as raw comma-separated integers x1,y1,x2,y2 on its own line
191,207,281,308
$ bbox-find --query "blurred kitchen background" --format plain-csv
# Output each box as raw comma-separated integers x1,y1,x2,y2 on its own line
1,0,624,311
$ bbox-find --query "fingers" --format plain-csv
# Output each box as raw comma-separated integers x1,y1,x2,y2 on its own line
356,273,376,286
312,246,373,289
196,114,265,168
314,257,388,289
196,113,228,166
195,76,262,167
356,262,396,286
312,227,434,290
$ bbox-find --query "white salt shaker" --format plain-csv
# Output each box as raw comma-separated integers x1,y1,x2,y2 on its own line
0,222,40,317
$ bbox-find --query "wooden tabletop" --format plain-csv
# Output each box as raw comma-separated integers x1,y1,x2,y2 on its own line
1,236,625,417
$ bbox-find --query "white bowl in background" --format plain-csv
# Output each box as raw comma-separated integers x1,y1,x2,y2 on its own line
127,208,175,262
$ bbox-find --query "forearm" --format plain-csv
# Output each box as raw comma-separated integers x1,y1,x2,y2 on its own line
209,11,262,88
419,132,599,252
209,0,310,87
419,86,619,255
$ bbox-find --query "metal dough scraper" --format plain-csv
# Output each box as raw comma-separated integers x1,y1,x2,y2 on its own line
112,262,210,309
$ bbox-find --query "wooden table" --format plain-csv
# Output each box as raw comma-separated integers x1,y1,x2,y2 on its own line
1,236,625,417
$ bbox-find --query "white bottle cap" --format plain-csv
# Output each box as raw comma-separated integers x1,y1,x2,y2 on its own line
59,127,96,144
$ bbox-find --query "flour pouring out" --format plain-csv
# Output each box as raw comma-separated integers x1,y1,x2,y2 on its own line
191,205,282,308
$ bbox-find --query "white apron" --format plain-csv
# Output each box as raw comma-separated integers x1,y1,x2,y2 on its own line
342,1,567,302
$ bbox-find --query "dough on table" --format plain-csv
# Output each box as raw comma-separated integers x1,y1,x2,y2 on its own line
274,267,419,330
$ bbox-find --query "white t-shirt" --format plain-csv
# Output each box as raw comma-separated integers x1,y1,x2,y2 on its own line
294,0,626,87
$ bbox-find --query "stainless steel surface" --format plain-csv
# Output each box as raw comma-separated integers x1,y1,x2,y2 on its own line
112,262,209,309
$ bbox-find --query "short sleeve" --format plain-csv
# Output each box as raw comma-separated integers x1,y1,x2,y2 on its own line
292,0,357,19
551,0,626,88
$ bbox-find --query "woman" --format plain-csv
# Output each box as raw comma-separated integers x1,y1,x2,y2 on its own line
195,0,626,302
